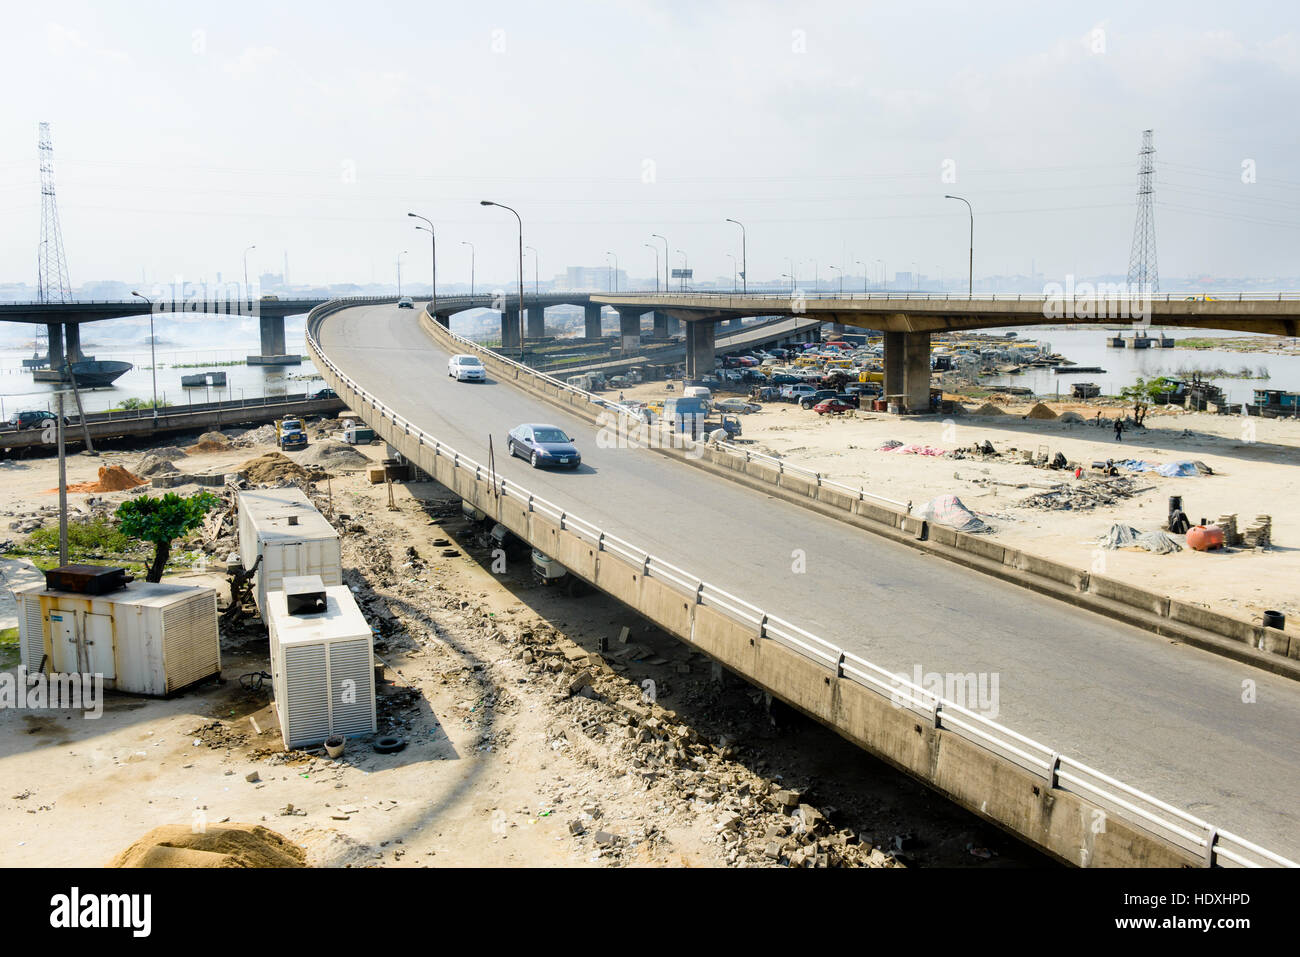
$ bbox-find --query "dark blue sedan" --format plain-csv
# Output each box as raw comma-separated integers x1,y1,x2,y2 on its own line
507,423,581,469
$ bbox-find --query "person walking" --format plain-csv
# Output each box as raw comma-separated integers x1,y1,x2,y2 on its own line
1113,417,1124,441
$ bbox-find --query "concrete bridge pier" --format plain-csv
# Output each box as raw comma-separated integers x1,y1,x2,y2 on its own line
64,323,87,364
526,304,546,339
247,314,301,365
500,307,521,351
616,307,643,353
46,323,65,369
584,303,603,340
684,320,715,381
665,313,680,336
652,311,668,339
884,330,931,413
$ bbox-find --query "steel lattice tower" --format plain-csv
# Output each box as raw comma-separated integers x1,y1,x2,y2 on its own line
37,121,73,304
1125,129,1159,297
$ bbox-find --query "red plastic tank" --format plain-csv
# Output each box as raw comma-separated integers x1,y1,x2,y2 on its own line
1186,524,1225,551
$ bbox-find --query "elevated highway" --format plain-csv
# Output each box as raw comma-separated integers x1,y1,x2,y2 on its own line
311,298,1300,867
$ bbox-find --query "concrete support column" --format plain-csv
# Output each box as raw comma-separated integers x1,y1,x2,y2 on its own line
46,323,64,369
259,314,287,357
666,314,681,337
584,303,603,339
616,308,642,353
652,311,668,338
64,323,85,363
684,320,715,382
902,331,932,413
883,330,905,401
500,308,521,351
526,304,546,339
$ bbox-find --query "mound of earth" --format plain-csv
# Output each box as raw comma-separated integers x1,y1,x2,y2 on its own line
108,823,306,868
1025,402,1058,420
236,424,277,446
296,440,370,470
57,465,148,493
188,431,233,454
971,403,1004,416
135,453,178,476
1058,411,1086,424
239,451,313,484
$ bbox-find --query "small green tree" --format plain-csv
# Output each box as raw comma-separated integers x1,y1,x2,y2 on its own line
115,491,219,583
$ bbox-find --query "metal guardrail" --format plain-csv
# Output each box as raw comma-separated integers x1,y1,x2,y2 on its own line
593,290,1300,304
305,295,1297,868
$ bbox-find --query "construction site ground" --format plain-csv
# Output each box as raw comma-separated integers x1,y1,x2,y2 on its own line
0,427,1044,868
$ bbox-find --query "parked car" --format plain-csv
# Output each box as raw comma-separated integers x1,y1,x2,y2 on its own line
769,373,801,386
814,398,856,415
397,297,414,308
800,389,839,409
448,354,486,381
507,423,581,469
715,397,762,414
781,384,817,402
7,410,68,431
309,388,338,400
833,392,861,408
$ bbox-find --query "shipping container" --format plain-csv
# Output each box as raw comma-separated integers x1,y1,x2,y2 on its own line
266,583,376,750
15,580,220,696
237,488,342,619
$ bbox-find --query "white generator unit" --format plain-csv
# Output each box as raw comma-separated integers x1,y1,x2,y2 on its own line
237,487,342,620
15,580,220,696
266,579,376,750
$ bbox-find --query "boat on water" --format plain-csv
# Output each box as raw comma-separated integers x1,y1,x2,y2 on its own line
68,359,133,388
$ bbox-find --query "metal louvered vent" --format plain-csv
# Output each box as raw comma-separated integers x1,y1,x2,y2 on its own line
282,643,330,749
162,593,221,692
329,639,375,737
21,595,46,672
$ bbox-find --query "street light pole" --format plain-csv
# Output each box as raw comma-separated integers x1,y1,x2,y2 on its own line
643,243,659,293
945,194,974,297
527,246,539,296
725,218,746,294
461,241,475,297
131,290,158,422
606,251,617,292
877,259,886,291
480,200,525,358
652,234,668,293
243,244,256,300
855,260,868,293
407,212,437,314
829,264,842,296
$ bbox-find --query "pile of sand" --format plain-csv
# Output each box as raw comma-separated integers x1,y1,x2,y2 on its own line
135,453,178,476
296,440,370,470
1025,402,1058,420
188,431,233,454
109,823,306,868
58,465,148,493
1058,411,1086,424
971,403,1005,416
239,451,312,484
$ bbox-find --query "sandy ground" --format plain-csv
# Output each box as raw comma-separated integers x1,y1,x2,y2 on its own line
620,382,1300,625
0,428,1041,868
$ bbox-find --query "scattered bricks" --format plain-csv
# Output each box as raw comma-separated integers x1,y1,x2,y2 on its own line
772,789,802,810
569,819,585,835
798,804,826,833
245,771,260,783
1216,514,1241,548
594,830,618,847
566,671,593,697
764,842,782,861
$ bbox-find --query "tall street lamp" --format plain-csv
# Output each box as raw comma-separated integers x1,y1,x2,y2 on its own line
652,234,668,293
643,243,659,293
725,218,746,294
876,259,886,291
396,250,408,297
242,245,256,300
526,245,540,296
855,259,868,293
945,194,974,297
461,241,475,297
407,212,437,314
606,251,618,292
829,264,842,296
480,200,525,357
130,290,159,422
787,258,796,293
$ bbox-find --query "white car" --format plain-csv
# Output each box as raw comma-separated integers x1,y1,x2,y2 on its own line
448,354,486,381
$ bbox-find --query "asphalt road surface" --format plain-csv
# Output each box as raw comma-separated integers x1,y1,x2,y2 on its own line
320,303,1300,858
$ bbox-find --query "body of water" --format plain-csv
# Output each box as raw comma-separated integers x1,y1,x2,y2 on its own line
979,327,1300,405
0,313,324,419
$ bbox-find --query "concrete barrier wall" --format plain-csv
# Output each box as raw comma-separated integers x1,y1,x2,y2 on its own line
301,302,1243,868
414,308,1300,680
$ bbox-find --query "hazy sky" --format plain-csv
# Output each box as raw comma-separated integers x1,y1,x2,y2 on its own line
2,1,1298,290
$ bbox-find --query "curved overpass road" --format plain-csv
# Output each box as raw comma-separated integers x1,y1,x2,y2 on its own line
321,303,1300,858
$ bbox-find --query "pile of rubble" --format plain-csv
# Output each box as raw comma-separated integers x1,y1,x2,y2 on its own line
1019,477,1144,511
